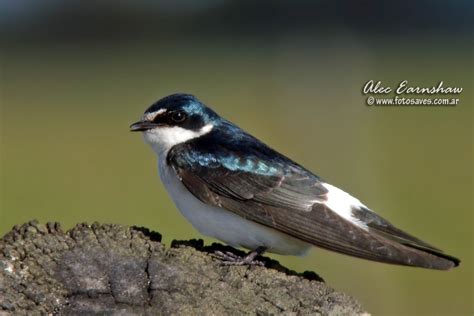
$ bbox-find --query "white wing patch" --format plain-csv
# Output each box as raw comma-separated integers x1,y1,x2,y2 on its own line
321,183,369,230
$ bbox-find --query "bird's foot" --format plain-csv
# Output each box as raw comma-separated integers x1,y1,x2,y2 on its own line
213,246,267,266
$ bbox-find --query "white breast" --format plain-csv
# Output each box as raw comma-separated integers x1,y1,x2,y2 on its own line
158,157,311,256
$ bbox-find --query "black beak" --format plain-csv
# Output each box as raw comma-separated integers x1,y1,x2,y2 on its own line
129,121,157,132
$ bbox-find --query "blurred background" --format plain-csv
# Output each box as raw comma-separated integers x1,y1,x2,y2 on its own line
1,1,472,314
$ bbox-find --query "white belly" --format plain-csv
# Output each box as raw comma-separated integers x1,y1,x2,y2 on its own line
158,158,311,256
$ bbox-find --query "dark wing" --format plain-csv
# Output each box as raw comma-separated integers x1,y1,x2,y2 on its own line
168,127,459,270
352,206,439,251
351,206,459,265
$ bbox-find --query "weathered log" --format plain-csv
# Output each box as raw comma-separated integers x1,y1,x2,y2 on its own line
0,221,367,315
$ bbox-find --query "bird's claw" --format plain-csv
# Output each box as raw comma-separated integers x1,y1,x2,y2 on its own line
212,250,265,266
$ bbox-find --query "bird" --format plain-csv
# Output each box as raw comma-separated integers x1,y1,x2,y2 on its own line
130,93,460,270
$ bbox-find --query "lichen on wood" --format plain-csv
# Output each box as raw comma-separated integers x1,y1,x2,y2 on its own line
0,220,367,315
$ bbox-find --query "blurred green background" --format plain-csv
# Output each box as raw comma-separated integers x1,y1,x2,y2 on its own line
1,1,473,315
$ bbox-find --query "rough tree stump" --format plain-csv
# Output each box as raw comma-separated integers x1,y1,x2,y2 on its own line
0,221,367,315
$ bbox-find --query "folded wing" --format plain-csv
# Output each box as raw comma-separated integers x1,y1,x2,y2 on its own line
167,129,460,270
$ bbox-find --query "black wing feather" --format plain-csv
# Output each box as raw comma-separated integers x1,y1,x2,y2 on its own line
168,127,460,270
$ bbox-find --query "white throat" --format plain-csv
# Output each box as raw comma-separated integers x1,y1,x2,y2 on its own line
143,124,213,156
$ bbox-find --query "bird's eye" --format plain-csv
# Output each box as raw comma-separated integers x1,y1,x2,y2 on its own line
170,111,187,123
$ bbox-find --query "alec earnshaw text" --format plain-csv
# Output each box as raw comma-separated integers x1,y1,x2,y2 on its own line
363,80,463,95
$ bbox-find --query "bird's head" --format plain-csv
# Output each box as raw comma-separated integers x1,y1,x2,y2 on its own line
130,93,219,154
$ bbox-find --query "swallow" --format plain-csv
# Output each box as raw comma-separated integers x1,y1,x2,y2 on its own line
130,93,460,269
